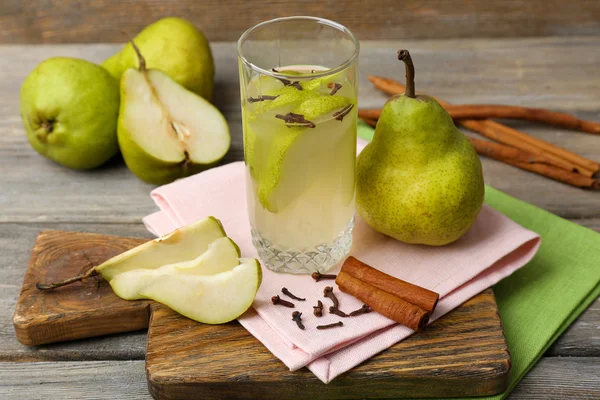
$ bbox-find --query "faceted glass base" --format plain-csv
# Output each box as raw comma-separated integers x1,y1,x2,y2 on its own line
251,218,354,274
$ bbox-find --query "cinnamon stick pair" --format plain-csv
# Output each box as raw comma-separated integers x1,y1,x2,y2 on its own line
336,257,439,331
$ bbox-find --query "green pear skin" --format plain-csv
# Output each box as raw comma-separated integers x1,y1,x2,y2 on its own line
356,95,484,246
20,57,120,169
102,17,214,100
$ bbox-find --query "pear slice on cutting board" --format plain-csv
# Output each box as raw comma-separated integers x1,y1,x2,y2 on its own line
118,42,230,185
139,258,262,324
95,217,226,281
109,236,241,300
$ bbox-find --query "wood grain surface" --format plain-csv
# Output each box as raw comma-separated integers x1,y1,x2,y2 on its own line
1,38,599,398
1,1,600,44
13,230,150,346
12,229,511,398
147,291,508,399
1,357,598,400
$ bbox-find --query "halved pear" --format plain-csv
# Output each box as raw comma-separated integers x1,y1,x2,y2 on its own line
95,217,226,281
108,236,240,300
118,46,230,185
139,258,262,324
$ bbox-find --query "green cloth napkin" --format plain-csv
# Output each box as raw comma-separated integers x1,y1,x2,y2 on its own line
357,122,600,399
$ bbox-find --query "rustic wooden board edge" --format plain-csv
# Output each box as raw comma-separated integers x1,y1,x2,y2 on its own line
145,290,510,399
12,230,151,346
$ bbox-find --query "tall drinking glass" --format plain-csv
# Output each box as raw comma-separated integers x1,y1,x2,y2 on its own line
238,16,359,274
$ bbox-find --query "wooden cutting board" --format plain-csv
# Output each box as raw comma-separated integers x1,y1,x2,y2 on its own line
13,230,511,399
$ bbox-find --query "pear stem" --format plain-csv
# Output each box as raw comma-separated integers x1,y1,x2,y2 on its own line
130,40,147,72
36,266,98,291
397,49,416,98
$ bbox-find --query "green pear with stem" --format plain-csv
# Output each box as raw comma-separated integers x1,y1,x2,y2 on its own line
20,57,120,169
103,17,214,100
117,42,230,185
356,49,484,246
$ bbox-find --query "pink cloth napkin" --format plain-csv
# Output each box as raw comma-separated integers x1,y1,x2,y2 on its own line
143,138,540,383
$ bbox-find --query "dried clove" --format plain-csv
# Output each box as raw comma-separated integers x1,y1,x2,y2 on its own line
272,295,295,308
275,112,316,128
271,69,302,91
329,306,348,317
328,82,342,96
292,311,305,330
317,321,344,330
282,287,305,301
313,300,324,317
323,286,339,308
248,95,279,103
349,304,372,316
333,104,354,121
311,271,337,282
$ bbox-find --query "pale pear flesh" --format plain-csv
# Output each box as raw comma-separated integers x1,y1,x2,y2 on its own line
118,68,230,184
139,258,262,324
108,237,241,300
95,217,226,281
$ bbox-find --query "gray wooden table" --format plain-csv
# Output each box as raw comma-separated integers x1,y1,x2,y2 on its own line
0,39,598,399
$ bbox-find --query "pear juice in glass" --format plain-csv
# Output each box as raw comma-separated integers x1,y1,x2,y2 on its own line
238,17,359,273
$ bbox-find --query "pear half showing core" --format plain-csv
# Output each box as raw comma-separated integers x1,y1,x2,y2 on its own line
118,42,230,185
109,237,241,300
95,217,226,281
139,258,262,324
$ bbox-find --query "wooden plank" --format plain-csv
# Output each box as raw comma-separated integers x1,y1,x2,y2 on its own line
0,358,598,399
0,222,597,362
146,291,509,399
13,231,151,346
1,39,599,223
1,1,600,44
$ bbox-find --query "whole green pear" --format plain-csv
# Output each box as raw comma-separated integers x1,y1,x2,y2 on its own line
356,50,484,246
20,57,120,169
103,17,214,100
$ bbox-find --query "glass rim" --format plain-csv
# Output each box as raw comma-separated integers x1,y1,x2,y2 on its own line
237,16,360,80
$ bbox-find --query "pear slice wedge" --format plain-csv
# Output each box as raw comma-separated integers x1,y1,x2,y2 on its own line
95,217,226,281
118,42,230,185
109,236,240,300
139,258,262,324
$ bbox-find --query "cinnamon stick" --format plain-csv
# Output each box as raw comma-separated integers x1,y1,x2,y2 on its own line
341,256,439,313
336,271,429,331
367,76,600,177
469,137,600,190
445,105,600,135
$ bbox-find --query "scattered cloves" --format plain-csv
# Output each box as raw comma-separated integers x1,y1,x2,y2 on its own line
292,311,305,330
272,295,295,308
275,112,316,128
317,321,344,330
349,304,372,316
313,300,324,317
333,104,354,121
248,95,279,103
282,287,305,301
323,286,339,308
311,271,337,282
328,82,342,96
